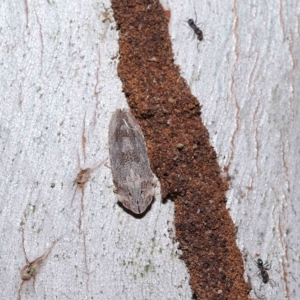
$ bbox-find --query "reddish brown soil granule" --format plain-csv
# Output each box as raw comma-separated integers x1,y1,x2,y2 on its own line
111,0,250,299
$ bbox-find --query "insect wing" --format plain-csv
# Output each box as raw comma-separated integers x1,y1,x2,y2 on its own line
108,109,155,214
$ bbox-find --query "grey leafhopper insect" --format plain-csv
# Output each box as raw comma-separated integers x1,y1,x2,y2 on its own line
108,109,156,214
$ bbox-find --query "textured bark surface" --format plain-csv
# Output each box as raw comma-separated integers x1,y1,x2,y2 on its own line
0,0,299,299
0,1,192,299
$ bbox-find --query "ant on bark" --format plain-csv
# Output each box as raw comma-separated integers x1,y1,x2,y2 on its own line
248,253,276,290
187,19,203,41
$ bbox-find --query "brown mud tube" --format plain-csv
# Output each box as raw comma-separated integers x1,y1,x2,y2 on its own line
111,0,250,299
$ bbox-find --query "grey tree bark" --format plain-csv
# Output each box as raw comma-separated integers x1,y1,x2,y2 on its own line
0,0,299,300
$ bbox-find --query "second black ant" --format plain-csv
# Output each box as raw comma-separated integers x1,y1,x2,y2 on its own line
187,18,203,42
250,255,276,290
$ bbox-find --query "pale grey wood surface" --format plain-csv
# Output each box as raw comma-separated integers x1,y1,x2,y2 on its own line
167,0,300,299
0,1,191,299
0,0,299,300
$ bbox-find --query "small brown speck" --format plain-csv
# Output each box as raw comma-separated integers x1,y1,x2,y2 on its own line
168,98,176,104
176,143,184,150
164,10,171,21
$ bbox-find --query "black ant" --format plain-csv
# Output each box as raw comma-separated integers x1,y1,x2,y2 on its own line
256,259,271,288
250,256,275,290
187,18,203,41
